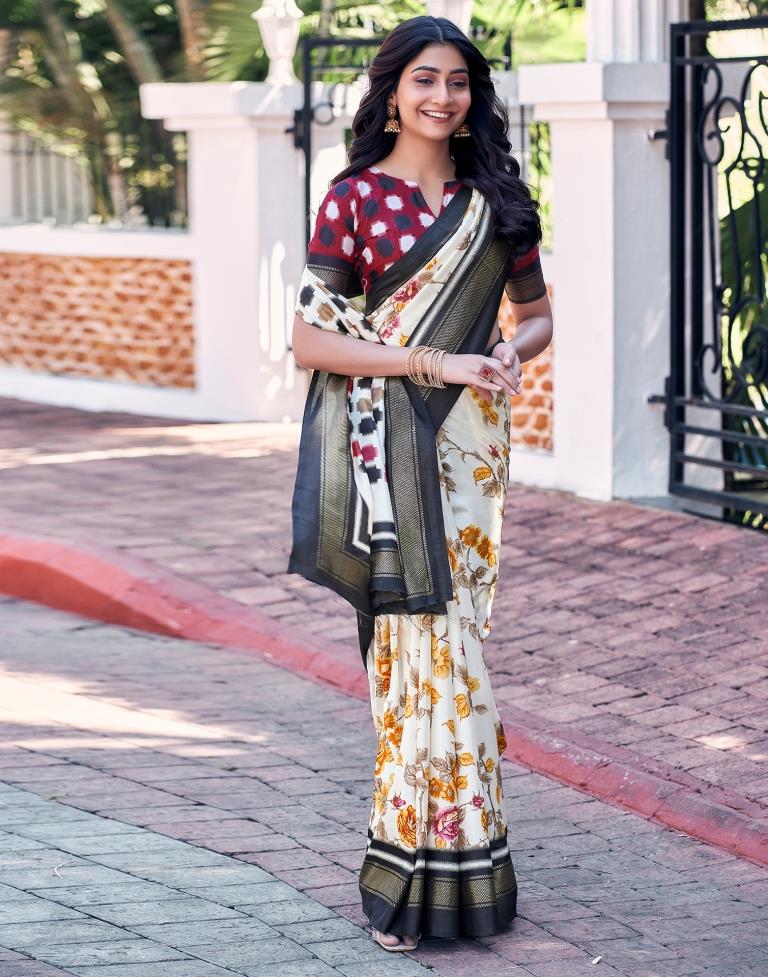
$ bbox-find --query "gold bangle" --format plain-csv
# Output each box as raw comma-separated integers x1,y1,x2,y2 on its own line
434,348,446,388
427,347,445,388
405,345,420,383
407,345,447,388
413,345,431,386
430,348,441,387
423,347,436,386
406,345,425,384
407,345,422,384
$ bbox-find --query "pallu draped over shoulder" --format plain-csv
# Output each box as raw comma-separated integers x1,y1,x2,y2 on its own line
289,180,533,940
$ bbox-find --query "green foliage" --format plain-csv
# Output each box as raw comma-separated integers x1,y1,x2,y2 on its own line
0,0,187,221
202,0,267,81
472,0,584,67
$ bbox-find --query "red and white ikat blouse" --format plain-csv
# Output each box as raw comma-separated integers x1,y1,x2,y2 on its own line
306,164,546,304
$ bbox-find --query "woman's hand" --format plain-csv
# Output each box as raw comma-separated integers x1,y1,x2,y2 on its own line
491,340,522,384
443,352,521,399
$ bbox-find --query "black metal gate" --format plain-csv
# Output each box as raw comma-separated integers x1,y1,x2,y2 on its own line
665,16,768,530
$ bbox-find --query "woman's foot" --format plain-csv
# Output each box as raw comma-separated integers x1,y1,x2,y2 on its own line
371,927,419,951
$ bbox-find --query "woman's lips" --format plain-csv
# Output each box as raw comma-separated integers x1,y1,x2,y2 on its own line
421,111,455,123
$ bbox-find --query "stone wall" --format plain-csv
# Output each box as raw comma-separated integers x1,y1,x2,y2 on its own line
498,287,553,452
0,253,195,388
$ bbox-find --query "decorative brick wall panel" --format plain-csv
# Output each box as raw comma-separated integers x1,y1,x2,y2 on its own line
0,253,195,388
498,284,553,451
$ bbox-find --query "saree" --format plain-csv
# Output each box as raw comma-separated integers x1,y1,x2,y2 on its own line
289,184,518,938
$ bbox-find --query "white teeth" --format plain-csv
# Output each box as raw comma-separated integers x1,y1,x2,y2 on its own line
423,111,451,118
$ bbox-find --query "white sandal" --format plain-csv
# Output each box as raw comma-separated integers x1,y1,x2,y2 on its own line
371,927,419,952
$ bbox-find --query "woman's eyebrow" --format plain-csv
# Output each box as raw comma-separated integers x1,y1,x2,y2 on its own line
410,65,469,74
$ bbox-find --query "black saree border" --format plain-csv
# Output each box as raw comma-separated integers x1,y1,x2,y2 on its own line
359,829,518,940
375,375,453,613
365,185,473,316
287,369,372,613
421,234,513,433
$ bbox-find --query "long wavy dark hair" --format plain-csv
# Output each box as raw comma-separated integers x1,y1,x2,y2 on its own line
332,16,541,261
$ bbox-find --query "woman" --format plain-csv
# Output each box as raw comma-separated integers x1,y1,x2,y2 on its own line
289,14,553,952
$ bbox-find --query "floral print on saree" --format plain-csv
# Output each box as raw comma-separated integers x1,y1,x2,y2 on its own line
359,385,517,939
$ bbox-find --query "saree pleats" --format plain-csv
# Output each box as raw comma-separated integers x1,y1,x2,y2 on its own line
359,384,517,939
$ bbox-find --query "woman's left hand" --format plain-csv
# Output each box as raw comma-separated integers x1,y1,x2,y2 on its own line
469,340,522,402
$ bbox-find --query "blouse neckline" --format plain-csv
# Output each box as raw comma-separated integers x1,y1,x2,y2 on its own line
367,165,460,188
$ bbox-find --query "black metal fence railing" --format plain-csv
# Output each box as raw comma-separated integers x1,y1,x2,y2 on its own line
666,15,768,531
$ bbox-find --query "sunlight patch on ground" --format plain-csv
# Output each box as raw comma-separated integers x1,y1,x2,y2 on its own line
0,421,301,470
0,667,270,749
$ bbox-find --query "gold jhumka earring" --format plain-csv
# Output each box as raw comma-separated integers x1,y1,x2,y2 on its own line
384,103,401,134
452,122,471,138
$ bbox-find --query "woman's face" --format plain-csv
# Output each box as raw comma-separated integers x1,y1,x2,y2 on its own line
389,42,471,141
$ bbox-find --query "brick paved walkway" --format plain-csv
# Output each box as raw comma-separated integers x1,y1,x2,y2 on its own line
0,397,766,824
1,598,768,977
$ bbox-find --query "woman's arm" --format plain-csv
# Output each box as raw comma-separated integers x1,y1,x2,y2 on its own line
494,293,553,364
292,316,410,376
290,315,522,395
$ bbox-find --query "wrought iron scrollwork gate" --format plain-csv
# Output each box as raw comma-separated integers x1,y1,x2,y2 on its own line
665,16,768,529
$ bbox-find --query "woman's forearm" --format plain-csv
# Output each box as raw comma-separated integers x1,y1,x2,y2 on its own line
291,316,410,376
291,315,520,394
503,315,553,364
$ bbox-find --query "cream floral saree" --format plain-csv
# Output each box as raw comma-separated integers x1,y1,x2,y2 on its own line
289,184,517,938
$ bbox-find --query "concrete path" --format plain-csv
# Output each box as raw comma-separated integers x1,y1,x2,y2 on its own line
0,598,767,977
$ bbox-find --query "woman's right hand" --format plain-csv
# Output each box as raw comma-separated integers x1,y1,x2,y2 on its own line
442,353,521,398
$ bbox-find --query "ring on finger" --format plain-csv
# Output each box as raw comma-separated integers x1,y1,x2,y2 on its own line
477,363,497,382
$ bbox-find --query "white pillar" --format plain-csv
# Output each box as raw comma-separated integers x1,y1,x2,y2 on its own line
424,0,474,34
587,0,688,64
140,81,356,422
515,0,683,501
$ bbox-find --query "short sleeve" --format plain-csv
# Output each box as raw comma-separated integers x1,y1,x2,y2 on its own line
504,244,547,305
306,179,363,297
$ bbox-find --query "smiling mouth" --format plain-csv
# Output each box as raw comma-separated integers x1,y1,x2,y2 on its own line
421,111,455,121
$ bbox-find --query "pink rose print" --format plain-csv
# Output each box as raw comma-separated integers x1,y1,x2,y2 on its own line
393,280,421,304
379,314,400,340
433,806,460,842
471,794,484,808
392,794,406,809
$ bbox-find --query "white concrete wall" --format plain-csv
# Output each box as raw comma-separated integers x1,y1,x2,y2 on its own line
513,61,670,502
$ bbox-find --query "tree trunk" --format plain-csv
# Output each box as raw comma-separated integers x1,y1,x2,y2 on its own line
38,0,113,219
37,0,94,118
689,1,707,57
103,0,164,85
176,0,210,80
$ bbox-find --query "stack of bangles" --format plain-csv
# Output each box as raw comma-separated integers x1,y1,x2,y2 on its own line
405,344,447,388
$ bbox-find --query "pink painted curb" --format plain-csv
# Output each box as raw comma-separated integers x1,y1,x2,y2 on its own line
1,530,766,868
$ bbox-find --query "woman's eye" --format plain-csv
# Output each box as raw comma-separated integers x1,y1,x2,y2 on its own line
415,78,467,88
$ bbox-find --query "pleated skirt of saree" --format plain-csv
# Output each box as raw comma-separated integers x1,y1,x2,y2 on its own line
359,384,517,940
